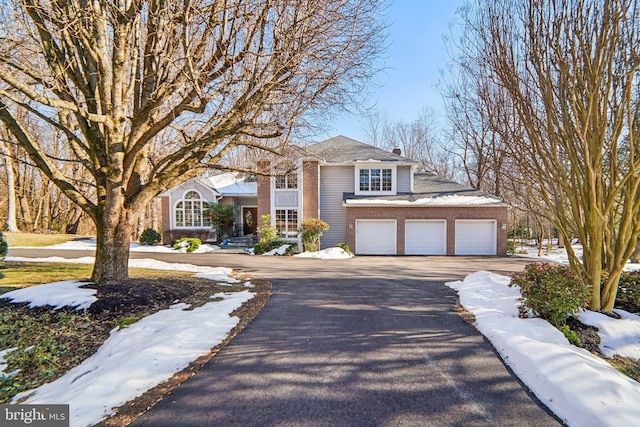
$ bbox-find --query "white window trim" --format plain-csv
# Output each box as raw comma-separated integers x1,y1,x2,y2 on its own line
270,166,303,243
173,189,212,229
354,163,397,196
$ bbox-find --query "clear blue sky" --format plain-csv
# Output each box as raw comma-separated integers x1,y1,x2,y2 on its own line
322,1,465,142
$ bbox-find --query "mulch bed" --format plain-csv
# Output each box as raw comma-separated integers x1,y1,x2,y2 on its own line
94,273,271,426
93,275,271,427
1,273,270,425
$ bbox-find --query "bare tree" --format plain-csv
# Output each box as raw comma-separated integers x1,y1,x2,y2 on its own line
362,107,459,178
457,0,640,311
0,0,386,282
439,30,514,199
362,108,392,149
0,128,18,232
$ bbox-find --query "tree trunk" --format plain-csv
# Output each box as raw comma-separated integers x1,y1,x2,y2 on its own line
18,194,33,231
3,154,18,232
91,210,135,283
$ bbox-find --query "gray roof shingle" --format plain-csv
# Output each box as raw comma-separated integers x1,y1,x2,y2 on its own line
303,135,418,164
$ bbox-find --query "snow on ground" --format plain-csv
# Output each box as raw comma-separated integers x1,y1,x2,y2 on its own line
517,240,640,271
580,310,640,359
2,281,97,310
5,256,238,284
11,291,254,427
447,271,640,427
7,237,640,426
293,247,353,259
263,244,291,256
11,237,220,254
1,253,252,426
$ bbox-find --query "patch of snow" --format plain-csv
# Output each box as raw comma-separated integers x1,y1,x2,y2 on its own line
129,242,179,253
0,348,17,376
12,238,221,254
293,247,353,259
13,291,254,427
345,194,503,206
447,271,640,427
264,244,291,256
516,241,640,272
580,309,640,359
5,256,238,283
1,281,97,310
173,242,220,254
10,238,98,251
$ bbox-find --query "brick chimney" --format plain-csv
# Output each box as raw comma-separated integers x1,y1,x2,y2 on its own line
392,147,402,155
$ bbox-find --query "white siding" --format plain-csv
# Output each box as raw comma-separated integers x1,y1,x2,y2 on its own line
167,180,217,208
167,179,218,230
397,166,412,192
319,165,353,248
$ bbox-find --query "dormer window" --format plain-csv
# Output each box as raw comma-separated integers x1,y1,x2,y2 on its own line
355,164,397,195
360,168,392,192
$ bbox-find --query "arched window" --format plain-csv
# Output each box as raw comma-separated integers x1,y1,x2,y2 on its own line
175,191,211,227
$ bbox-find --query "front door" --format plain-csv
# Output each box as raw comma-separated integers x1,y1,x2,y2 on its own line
242,207,258,235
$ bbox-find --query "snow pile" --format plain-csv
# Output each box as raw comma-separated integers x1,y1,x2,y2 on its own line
13,291,254,427
581,310,640,359
12,238,221,254
173,241,220,254
447,271,640,427
264,244,291,256
293,247,353,259
345,194,502,206
2,281,97,310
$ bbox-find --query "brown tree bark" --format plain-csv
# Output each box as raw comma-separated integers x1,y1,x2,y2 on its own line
0,0,385,283
453,0,640,311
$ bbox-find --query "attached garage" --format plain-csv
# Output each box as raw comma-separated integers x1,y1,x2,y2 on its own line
455,220,497,255
355,220,397,255
405,220,447,255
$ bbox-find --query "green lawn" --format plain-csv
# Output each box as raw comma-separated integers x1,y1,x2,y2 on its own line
3,232,90,248
0,262,194,295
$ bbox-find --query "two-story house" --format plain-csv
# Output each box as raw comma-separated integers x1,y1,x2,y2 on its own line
257,135,508,255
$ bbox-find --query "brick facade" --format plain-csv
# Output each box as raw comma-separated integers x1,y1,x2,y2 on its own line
256,161,271,223
345,206,508,256
249,159,508,256
302,160,319,219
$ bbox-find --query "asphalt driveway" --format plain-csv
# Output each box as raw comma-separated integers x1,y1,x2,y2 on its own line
9,250,561,426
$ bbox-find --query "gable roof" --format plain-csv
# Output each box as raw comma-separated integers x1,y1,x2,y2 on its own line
206,172,256,197
303,135,418,165
344,173,507,207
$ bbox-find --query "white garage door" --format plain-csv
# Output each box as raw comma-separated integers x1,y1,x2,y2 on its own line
455,220,497,255
356,220,396,255
405,220,447,255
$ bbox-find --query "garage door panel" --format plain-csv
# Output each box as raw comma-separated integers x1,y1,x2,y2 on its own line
455,220,497,255
356,220,396,255
405,220,446,255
